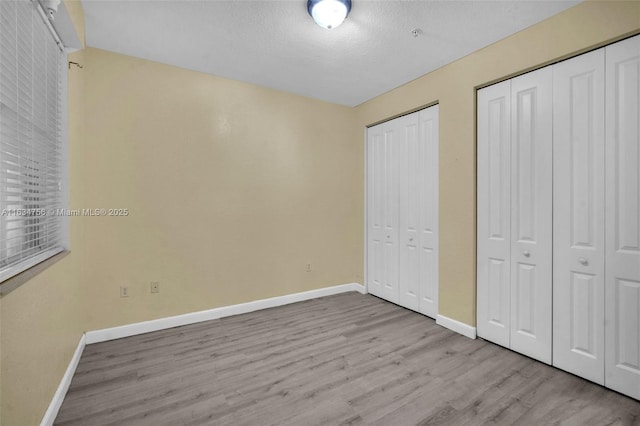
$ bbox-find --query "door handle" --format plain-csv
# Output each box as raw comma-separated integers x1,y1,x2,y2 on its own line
579,257,588,266
523,251,530,257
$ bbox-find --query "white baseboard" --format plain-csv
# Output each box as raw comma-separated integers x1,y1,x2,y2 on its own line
436,314,477,339
86,283,365,344
352,282,367,294
40,334,86,426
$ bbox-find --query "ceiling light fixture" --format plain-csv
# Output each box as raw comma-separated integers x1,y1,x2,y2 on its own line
307,0,352,30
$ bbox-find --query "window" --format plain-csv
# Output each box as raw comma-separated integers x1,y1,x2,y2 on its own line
0,0,67,282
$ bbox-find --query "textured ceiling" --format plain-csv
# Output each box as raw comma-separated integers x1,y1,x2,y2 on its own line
81,0,580,106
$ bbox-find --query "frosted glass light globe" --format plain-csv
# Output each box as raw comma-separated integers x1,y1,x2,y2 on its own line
309,0,350,29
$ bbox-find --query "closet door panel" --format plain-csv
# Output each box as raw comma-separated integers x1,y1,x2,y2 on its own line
418,105,439,318
382,125,400,303
477,81,512,346
367,123,386,298
605,34,640,400
399,113,421,310
510,67,553,364
367,121,399,302
552,49,605,384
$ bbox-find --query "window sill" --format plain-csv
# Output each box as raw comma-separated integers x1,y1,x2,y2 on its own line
0,250,70,296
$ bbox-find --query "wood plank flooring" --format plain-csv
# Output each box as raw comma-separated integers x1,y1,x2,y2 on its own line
55,293,640,425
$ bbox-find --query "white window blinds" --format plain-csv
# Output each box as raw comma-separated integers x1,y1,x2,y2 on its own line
0,0,65,282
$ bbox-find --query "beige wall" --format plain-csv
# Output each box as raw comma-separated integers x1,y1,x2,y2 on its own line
1,1,639,424
79,48,362,330
355,0,640,325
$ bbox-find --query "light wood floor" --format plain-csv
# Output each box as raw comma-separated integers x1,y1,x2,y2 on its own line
55,292,640,425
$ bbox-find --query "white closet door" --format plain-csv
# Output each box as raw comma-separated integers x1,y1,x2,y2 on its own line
399,112,422,311
382,123,401,303
510,68,553,364
417,106,439,317
477,81,512,347
369,105,439,316
367,122,385,297
605,34,640,400
398,106,439,317
553,49,606,383
367,121,399,302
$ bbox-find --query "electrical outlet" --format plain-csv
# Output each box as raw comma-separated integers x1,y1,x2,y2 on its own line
151,281,160,293
306,263,312,272
120,286,129,298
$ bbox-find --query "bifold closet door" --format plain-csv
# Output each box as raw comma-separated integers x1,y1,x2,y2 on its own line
604,34,640,400
552,48,606,384
478,34,639,399
398,106,439,318
418,106,439,317
509,68,553,364
367,106,439,317
477,80,512,347
477,67,553,364
366,120,399,303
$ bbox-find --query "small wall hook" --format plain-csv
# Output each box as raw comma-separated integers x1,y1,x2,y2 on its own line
68,61,83,69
